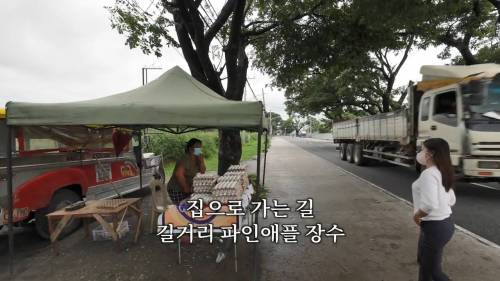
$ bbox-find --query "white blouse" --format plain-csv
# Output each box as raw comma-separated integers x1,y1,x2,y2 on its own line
411,166,456,221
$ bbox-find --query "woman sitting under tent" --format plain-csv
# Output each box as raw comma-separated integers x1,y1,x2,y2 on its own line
167,138,206,204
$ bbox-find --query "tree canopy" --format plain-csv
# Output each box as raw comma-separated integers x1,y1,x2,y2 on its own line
107,0,499,130
252,0,499,121
107,0,325,173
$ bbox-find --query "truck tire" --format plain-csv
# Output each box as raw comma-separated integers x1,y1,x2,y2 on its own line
346,143,355,163
35,189,82,240
340,143,348,161
354,143,365,166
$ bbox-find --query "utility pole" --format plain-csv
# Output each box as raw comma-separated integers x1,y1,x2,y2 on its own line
308,115,312,136
331,119,335,142
261,88,266,110
142,67,162,86
269,111,273,136
261,88,273,135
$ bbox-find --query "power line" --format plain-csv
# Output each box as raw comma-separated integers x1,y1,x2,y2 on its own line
246,80,259,101
200,5,216,26
145,0,156,13
206,0,219,19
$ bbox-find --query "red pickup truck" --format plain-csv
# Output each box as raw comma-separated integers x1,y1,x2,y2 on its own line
0,116,162,238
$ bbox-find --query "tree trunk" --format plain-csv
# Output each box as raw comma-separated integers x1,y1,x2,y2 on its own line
459,45,479,65
382,94,391,112
218,128,242,175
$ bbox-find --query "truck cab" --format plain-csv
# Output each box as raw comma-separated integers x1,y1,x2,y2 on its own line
333,64,500,184
416,68,500,181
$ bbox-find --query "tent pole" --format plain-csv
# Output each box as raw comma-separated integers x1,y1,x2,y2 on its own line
6,125,14,276
256,127,262,190
253,126,262,281
262,131,268,187
138,130,143,189
142,68,145,86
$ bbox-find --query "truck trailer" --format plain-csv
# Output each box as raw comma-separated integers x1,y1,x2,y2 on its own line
333,64,500,183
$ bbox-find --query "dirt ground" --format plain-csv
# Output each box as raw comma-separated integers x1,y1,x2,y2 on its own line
3,137,500,281
0,189,256,281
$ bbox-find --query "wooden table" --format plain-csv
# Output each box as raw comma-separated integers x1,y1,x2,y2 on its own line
47,198,143,255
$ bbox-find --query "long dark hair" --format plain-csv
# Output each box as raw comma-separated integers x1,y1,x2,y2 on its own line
185,138,202,153
423,138,454,191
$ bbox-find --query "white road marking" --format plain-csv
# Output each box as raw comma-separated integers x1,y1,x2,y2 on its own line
472,183,500,191
333,164,500,250
293,137,500,249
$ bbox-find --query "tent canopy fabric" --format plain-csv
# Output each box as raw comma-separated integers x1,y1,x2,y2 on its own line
6,66,266,130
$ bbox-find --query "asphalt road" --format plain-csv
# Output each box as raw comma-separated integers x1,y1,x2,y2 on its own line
288,137,500,246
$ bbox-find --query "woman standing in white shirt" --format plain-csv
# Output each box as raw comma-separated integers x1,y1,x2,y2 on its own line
412,138,456,281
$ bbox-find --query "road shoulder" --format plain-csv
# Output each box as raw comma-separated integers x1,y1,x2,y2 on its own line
258,137,500,281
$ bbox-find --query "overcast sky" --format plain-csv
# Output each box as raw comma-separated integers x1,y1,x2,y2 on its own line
0,1,452,118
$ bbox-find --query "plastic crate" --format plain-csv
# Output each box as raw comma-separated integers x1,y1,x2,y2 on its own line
92,220,130,241
144,155,162,169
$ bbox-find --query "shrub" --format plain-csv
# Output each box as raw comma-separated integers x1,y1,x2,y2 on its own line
147,130,218,163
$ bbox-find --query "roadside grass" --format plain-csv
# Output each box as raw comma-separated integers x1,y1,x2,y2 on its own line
161,132,269,177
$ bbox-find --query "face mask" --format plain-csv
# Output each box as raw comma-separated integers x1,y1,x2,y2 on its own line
193,147,202,156
416,151,428,166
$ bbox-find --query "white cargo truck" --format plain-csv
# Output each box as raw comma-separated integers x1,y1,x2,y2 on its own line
333,64,500,182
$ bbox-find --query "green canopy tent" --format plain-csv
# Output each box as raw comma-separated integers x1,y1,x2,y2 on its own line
7,66,267,129
4,66,269,275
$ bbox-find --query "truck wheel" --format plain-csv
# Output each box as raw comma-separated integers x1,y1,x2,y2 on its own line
340,143,348,161
346,143,355,163
354,144,365,166
35,189,82,240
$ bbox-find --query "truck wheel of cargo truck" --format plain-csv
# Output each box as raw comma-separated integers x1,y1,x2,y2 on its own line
34,189,82,239
346,144,355,163
340,143,348,161
354,144,365,166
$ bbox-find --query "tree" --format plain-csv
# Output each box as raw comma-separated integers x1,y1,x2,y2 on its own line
290,114,307,136
253,0,499,122
317,118,333,133
269,112,283,135
107,0,324,174
281,118,295,136
419,0,499,65
304,116,325,134
253,0,419,119
452,45,500,64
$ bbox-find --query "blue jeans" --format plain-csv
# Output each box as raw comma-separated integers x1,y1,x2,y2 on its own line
418,216,455,281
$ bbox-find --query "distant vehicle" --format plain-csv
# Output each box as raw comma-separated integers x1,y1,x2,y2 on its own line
333,64,500,183
0,116,163,238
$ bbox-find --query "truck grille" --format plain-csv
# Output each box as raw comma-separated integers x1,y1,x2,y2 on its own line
472,142,500,154
478,161,500,169
477,148,500,151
